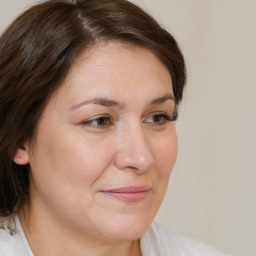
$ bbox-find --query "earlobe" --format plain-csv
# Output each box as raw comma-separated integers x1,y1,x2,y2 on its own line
12,144,29,165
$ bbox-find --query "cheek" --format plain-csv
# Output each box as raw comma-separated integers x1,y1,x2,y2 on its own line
154,129,178,178
51,138,110,188
151,128,177,204
29,127,112,207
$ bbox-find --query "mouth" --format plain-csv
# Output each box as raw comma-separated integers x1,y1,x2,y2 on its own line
100,186,151,203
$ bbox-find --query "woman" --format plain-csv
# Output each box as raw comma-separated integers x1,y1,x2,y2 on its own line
0,0,228,255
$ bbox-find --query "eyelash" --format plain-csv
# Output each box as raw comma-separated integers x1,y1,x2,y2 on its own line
81,111,177,129
145,107,178,124
81,115,113,129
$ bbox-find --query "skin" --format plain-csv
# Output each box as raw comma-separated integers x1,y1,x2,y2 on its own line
14,43,178,256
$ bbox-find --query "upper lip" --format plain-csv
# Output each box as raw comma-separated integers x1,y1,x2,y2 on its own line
101,186,151,193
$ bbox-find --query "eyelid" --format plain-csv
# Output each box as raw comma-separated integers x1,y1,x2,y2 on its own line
144,107,178,122
81,115,113,128
143,112,172,125
79,106,178,129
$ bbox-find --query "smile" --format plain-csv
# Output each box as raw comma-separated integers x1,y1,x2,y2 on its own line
101,186,152,203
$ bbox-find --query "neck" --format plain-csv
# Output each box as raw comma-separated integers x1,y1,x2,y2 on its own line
18,204,142,256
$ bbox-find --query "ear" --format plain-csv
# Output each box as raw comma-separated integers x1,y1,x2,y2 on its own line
12,144,30,165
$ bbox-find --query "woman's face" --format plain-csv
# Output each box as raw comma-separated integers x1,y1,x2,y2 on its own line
17,43,177,242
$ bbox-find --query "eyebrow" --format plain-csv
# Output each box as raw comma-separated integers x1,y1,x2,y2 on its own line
70,97,122,110
149,94,175,105
70,94,175,110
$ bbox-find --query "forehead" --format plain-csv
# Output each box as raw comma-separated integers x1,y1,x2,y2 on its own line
51,42,174,108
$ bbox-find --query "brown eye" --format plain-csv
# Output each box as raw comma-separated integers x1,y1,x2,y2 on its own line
95,117,109,126
82,116,112,128
152,114,162,123
144,113,172,125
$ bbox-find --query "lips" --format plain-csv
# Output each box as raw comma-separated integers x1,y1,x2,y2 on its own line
101,186,151,203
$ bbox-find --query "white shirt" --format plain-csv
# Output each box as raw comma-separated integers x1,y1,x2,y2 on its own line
0,216,227,256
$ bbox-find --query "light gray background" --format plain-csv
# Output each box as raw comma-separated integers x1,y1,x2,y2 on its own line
0,1,255,256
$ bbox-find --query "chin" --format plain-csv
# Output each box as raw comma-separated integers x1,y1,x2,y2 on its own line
97,215,153,242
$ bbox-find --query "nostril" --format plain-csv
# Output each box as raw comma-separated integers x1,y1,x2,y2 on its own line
126,166,140,171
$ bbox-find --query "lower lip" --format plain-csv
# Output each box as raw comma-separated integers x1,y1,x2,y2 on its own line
101,190,150,203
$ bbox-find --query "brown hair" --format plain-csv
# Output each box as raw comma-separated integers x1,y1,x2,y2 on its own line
0,0,186,216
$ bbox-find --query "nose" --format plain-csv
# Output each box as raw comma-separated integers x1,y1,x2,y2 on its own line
113,123,155,173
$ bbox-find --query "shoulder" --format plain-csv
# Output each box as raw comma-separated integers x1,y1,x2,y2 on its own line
0,216,27,256
141,221,228,256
